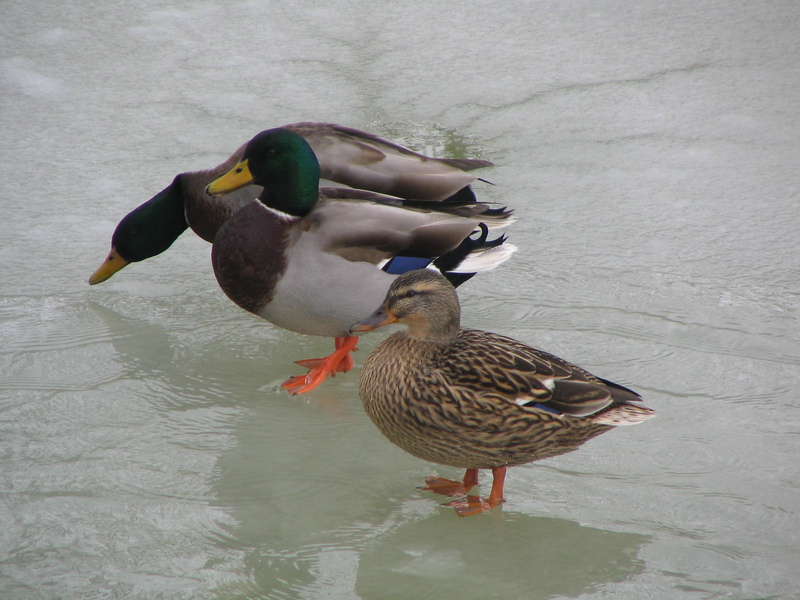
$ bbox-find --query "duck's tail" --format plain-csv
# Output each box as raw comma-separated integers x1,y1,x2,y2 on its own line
381,223,515,288
435,223,516,287
592,403,656,426
399,185,515,229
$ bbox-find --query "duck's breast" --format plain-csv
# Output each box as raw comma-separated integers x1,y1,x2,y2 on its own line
262,247,395,337
211,202,290,315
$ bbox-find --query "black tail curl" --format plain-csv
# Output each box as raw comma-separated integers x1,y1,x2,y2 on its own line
435,223,507,288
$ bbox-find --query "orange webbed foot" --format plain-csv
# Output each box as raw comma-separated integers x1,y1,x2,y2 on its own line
420,476,475,497
444,495,504,517
280,336,359,395
433,467,507,517
419,468,480,497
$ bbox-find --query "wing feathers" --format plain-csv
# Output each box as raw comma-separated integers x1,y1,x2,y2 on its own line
437,330,631,418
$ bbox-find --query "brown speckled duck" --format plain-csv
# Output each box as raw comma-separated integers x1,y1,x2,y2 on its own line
351,270,654,516
89,122,493,285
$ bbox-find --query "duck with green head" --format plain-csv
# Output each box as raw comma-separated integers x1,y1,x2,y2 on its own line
88,122,493,285
204,128,514,394
351,270,654,516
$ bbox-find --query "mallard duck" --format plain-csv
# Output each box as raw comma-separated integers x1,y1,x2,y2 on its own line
351,269,655,516
202,128,514,394
89,122,493,285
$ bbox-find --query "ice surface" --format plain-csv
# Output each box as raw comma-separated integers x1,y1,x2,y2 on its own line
1,0,799,598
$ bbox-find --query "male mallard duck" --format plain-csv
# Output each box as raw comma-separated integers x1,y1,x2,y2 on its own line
351,270,654,516
204,128,514,394
89,122,493,285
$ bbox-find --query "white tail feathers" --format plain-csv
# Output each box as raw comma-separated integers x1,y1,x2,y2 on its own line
593,403,656,426
483,214,517,230
447,243,517,274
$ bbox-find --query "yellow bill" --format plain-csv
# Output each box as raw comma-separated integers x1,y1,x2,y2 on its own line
205,160,254,196
89,247,129,285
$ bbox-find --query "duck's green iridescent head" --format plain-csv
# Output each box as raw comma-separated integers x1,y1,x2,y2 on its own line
206,128,320,217
89,176,188,284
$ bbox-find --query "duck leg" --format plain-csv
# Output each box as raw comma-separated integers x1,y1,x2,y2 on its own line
420,468,480,497
281,336,359,395
443,466,507,516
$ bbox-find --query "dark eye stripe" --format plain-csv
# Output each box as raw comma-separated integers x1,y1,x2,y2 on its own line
400,288,434,300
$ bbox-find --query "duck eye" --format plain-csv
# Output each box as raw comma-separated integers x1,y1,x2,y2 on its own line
404,290,417,298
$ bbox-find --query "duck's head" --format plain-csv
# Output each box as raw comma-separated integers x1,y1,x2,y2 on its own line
205,128,320,217
351,270,461,341
89,177,188,285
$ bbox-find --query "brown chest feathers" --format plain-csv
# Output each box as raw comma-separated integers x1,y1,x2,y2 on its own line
211,202,292,315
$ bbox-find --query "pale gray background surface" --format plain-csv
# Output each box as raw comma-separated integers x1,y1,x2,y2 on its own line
1,1,798,598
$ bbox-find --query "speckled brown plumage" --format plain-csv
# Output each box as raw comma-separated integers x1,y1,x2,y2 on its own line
354,269,654,515
360,328,641,469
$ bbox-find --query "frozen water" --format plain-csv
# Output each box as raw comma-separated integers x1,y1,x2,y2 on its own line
1,0,799,598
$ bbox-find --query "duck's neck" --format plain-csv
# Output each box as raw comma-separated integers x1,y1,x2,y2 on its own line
258,161,320,218
405,322,460,345
258,202,303,224
184,172,256,243
114,175,189,261
404,303,461,344
385,331,454,371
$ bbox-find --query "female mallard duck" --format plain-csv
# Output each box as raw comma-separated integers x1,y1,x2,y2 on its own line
200,128,513,394
351,270,655,516
89,122,493,285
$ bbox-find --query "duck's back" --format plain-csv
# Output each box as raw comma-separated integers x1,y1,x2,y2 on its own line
287,122,492,201
359,328,652,470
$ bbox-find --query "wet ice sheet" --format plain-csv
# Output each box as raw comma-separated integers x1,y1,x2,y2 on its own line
1,0,799,598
